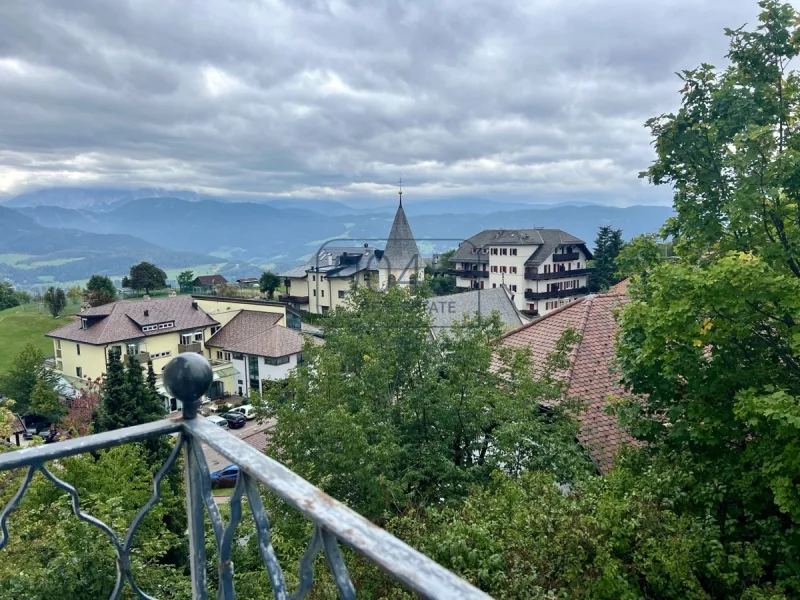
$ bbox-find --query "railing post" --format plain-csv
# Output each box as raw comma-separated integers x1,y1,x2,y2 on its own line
163,353,214,600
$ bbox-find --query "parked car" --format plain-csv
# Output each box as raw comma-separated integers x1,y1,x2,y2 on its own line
210,465,239,481
207,415,228,428
221,412,246,429
229,404,256,420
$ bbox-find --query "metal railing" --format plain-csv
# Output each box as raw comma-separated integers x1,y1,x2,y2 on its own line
0,353,490,600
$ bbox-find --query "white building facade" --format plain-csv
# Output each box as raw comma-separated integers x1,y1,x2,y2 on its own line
450,229,593,317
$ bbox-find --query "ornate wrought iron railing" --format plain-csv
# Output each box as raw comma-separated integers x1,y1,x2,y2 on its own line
0,354,491,600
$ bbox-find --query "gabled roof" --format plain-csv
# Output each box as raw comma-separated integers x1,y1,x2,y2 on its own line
194,274,228,285
205,310,303,357
280,246,380,279
497,286,631,471
378,204,422,270
429,286,526,339
46,295,218,345
451,228,590,266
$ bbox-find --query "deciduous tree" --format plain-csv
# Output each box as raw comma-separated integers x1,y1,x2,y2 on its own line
259,271,280,299
42,286,66,318
128,262,167,294
177,270,194,292
85,274,116,306
0,343,61,415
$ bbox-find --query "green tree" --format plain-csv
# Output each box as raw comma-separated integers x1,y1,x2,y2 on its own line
616,3,800,594
176,270,194,292
42,286,66,318
0,281,21,311
95,349,165,433
66,285,83,303
0,343,61,415
261,284,592,520
85,274,116,307
29,378,66,423
128,262,167,294
259,271,281,299
588,226,623,292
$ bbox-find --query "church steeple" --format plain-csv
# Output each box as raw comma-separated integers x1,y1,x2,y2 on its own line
378,184,421,271
398,177,403,207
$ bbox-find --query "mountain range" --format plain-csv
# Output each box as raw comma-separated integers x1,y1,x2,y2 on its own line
1,187,675,289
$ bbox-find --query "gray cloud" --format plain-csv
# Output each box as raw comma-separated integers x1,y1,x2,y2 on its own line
0,0,764,205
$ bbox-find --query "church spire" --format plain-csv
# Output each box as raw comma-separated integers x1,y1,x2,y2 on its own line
398,177,403,207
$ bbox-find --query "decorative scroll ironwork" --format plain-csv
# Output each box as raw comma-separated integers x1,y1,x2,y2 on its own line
0,352,491,599
0,434,184,600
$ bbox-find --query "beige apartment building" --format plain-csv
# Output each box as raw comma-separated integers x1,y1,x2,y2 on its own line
450,228,593,317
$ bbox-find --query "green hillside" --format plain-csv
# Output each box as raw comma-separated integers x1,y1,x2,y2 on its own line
0,305,71,375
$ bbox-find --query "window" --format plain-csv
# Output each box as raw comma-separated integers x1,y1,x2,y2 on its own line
313,289,316,297
56,339,61,349
500,248,508,256
491,265,498,273
264,356,290,366
76,343,81,356
81,318,88,329
510,266,517,274
321,289,325,297
509,284,517,292
338,290,345,298
158,322,174,329
313,275,316,281
511,248,518,256
56,360,62,371
500,266,507,273
127,343,139,355
238,379,243,385
491,248,498,255
471,248,478,253
211,325,221,335
181,333,193,345
492,283,497,288
194,331,203,342
150,351,172,359
576,262,580,269
76,366,83,378
482,248,489,254
544,264,551,273
233,353,244,360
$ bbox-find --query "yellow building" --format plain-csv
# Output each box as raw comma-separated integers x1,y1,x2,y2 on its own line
280,197,423,314
46,295,234,402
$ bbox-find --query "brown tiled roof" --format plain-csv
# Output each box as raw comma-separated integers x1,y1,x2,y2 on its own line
194,275,228,285
11,413,26,435
497,286,632,471
46,295,218,345
206,310,303,358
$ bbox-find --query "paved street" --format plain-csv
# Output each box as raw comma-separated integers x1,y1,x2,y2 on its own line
201,417,275,473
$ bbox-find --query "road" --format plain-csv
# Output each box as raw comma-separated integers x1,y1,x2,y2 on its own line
201,417,275,473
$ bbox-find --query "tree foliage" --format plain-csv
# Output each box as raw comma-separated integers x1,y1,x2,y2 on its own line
177,270,194,292
0,281,24,311
259,271,281,298
94,350,165,433
128,262,167,294
588,226,623,292
261,285,592,520
0,343,62,416
42,286,66,318
29,378,66,423
85,274,116,307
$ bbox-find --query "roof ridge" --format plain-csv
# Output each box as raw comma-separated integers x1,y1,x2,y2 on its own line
496,295,591,341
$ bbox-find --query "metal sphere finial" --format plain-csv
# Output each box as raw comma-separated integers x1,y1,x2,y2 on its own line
162,353,213,419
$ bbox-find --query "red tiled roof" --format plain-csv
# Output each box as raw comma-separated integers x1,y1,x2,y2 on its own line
498,285,632,471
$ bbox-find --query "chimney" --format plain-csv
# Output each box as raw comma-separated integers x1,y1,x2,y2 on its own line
192,301,198,310
327,254,333,266
144,309,149,317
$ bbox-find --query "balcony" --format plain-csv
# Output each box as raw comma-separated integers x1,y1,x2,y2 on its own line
279,294,310,304
0,354,488,600
448,269,489,278
179,342,202,354
525,286,589,300
525,267,593,280
552,252,580,262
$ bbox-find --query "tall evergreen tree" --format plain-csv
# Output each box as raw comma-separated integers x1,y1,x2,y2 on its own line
588,226,623,292
94,350,164,432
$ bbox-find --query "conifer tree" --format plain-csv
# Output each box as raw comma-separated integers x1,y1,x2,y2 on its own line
588,226,623,292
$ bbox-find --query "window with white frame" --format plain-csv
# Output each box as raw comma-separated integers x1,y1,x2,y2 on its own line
264,355,290,366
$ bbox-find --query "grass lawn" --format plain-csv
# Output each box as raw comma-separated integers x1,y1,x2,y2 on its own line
0,306,66,375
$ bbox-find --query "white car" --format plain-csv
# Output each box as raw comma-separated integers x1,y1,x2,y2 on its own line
229,404,257,420
207,415,228,428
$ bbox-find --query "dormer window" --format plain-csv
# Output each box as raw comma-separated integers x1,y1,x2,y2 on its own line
81,318,88,329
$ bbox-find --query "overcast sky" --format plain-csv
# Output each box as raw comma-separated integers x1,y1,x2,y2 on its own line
0,0,770,206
